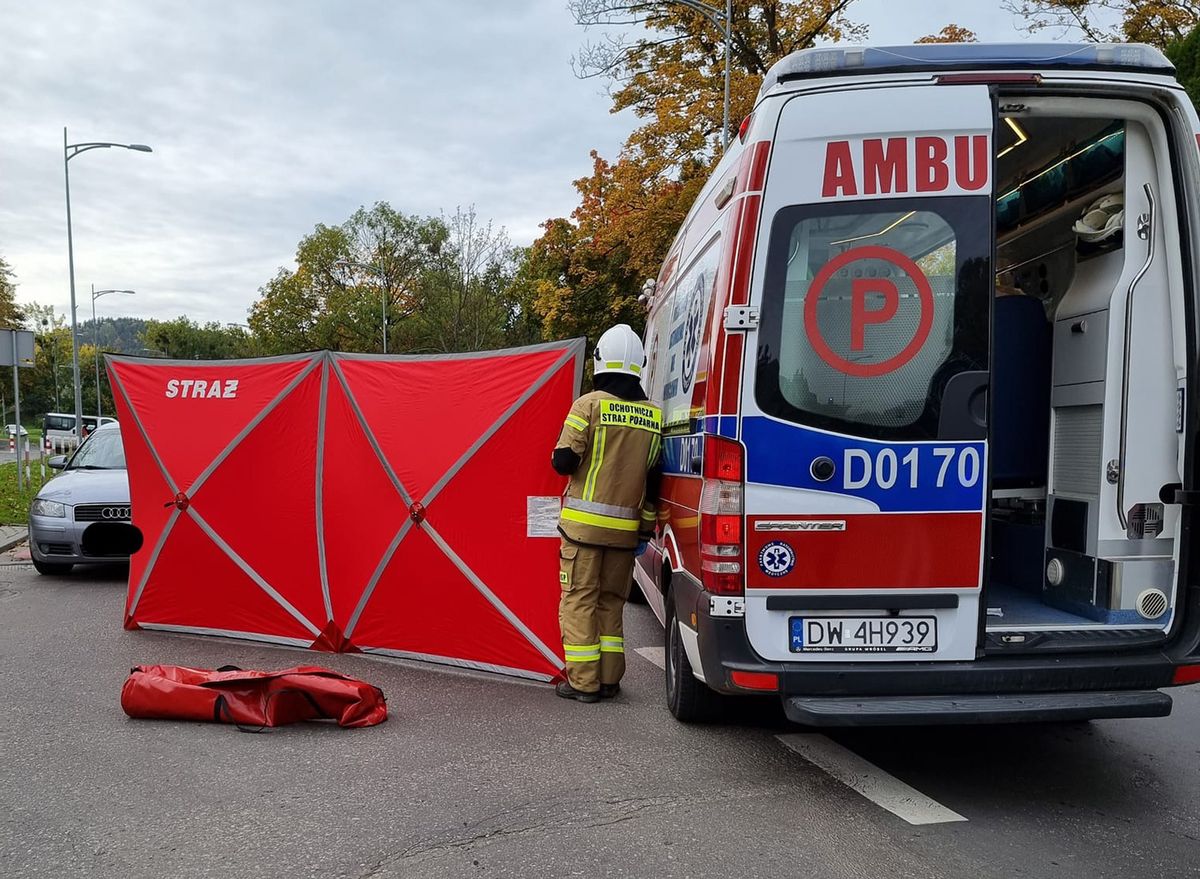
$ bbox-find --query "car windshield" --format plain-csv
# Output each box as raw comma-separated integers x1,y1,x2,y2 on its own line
67,430,126,470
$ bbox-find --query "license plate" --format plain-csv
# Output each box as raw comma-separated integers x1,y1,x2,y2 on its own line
789,616,937,653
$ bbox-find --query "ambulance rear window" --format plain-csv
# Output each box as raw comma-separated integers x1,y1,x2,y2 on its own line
756,196,990,441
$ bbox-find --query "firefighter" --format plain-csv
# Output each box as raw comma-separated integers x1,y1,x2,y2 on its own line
552,324,662,703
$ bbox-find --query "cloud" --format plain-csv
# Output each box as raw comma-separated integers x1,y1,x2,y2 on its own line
0,0,634,325
0,0,1033,327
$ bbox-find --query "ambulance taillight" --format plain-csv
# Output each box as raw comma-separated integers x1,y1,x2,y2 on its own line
737,112,753,143
1172,664,1200,686
699,436,745,595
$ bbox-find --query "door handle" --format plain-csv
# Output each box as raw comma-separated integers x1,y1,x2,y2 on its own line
1113,182,1155,533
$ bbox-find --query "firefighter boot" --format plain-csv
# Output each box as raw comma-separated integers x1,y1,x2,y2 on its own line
556,680,601,703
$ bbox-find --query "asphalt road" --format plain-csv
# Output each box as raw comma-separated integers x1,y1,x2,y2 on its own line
1,557,1197,879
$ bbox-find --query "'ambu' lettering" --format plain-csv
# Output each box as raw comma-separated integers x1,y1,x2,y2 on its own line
821,135,989,198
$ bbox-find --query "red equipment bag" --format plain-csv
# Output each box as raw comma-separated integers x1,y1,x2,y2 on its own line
121,664,387,728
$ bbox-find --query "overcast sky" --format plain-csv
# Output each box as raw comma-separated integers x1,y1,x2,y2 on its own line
0,0,1094,327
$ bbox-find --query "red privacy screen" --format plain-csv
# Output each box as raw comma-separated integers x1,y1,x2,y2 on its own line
108,342,583,681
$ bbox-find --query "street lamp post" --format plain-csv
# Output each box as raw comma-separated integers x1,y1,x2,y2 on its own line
332,259,389,354
90,286,135,420
671,0,732,149
64,128,151,436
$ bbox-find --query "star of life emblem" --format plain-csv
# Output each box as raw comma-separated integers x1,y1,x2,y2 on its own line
758,541,796,578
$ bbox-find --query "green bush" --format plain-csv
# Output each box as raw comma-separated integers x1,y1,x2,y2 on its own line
1168,29,1200,112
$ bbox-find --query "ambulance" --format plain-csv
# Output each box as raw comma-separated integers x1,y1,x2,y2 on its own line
634,43,1200,724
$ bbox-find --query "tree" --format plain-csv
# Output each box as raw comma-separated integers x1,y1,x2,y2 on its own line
250,202,446,354
1167,25,1200,107
513,2,869,349
251,202,526,355
1001,0,1200,47
570,1,865,165
0,256,23,328
510,150,707,345
1,303,75,423
394,207,524,354
26,305,162,415
139,317,256,360
917,24,979,43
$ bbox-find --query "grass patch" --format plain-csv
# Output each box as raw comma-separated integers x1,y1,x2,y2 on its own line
0,459,54,525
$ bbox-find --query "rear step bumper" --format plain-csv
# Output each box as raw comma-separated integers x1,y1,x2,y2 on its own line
783,690,1173,726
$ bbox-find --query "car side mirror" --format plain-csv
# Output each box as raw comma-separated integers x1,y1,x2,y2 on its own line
48,456,67,471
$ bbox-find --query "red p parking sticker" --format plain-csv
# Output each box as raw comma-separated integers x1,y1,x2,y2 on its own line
803,245,933,377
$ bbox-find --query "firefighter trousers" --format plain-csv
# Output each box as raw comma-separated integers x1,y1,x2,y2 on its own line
558,539,634,693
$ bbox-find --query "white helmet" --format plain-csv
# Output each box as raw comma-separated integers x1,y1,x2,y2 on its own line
593,324,646,379
1074,193,1124,243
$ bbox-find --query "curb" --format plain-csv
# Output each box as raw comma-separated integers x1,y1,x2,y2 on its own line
0,528,29,553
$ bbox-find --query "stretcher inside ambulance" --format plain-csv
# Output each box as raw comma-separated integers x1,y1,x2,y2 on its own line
635,43,1200,725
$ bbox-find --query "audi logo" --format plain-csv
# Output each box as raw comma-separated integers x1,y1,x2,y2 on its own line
101,507,131,520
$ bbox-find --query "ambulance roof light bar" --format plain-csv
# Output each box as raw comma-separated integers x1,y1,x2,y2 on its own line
761,43,1174,95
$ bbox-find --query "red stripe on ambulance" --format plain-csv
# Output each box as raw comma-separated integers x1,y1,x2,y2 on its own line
821,135,990,198
746,513,981,589
710,139,771,417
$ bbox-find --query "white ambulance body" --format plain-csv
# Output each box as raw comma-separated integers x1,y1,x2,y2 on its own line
636,43,1200,724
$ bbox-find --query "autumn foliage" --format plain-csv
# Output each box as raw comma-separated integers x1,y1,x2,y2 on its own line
917,24,979,43
1002,0,1199,46
514,2,867,347
518,2,982,350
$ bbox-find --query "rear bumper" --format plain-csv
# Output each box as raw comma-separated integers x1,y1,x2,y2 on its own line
671,576,1200,723
783,690,1172,726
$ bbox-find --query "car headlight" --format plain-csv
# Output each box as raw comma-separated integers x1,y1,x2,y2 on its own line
30,499,67,518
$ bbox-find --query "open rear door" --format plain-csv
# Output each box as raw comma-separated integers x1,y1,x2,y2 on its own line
741,83,994,662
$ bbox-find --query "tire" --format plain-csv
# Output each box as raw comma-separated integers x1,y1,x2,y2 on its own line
32,559,73,576
665,596,723,723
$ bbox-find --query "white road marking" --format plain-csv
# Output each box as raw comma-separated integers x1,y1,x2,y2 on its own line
634,646,666,669
777,733,967,826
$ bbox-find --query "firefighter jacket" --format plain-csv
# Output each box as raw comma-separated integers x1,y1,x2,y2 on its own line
555,391,662,549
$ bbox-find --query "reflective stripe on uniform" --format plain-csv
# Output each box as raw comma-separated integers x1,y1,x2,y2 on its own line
604,361,642,376
599,635,624,654
582,426,607,500
564,414,588,432
640,507,656,523
560,507,640,532
563,642,601,662
648,433,661,466
563,495,640,519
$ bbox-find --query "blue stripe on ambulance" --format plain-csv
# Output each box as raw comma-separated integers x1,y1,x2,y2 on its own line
741,416,986,513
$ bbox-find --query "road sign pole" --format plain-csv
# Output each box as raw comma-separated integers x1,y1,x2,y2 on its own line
12,332,21,493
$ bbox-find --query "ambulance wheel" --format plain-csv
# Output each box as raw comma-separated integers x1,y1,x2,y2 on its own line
33,560,73,575
666,598,722,723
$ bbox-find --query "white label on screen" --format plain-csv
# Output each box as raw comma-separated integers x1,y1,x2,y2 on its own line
527,497,561,538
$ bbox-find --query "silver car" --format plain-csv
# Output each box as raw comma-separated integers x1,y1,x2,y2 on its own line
28,423,141,575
